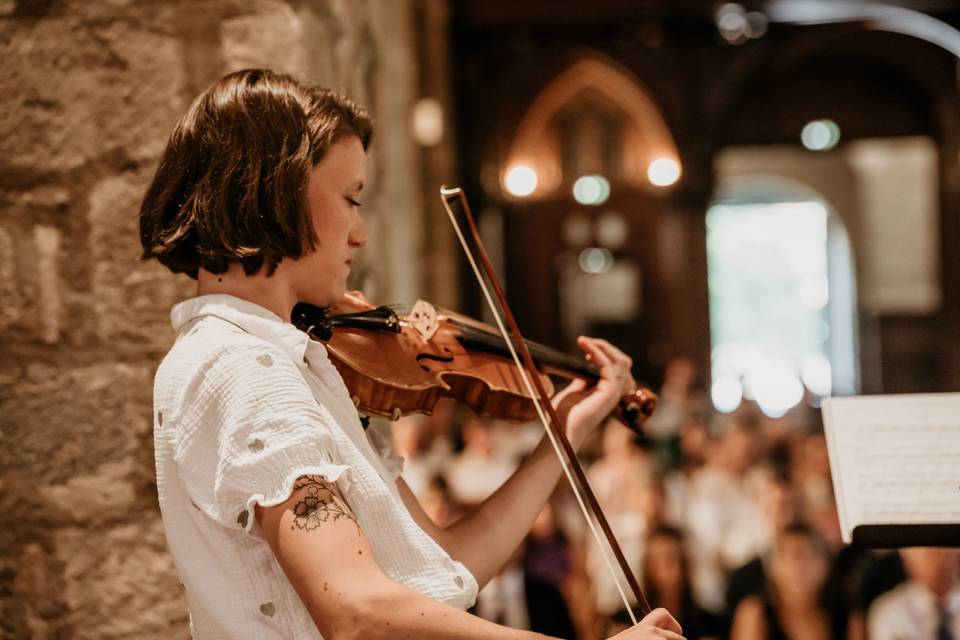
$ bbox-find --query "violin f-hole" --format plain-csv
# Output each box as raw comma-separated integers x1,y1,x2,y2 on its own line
415,350,455,372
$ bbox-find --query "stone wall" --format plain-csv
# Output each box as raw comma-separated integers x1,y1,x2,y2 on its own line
0,0,451,636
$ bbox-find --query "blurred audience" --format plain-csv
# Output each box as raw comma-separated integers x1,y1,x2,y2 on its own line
391,357,925,639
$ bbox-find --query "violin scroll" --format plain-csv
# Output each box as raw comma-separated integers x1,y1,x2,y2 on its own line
619,386,658,434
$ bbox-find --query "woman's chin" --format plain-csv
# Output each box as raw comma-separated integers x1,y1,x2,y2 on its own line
312,284,348,308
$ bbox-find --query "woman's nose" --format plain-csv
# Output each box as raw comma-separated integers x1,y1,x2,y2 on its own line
350,210,367,247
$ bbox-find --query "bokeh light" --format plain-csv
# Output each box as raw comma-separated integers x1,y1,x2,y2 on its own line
578,247,614,274
801,119,841,151
411,97,444,147
647,157,681,187
801,354,833,397
504,165,538,197
572,175,611,205
711,376,744,413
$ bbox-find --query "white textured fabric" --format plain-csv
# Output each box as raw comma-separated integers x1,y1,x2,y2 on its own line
153,294,478,639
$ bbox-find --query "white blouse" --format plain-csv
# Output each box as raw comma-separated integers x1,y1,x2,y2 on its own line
153,294,478,639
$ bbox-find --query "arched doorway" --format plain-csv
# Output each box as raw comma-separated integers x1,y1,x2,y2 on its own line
706,174,859,416
480,54,683,383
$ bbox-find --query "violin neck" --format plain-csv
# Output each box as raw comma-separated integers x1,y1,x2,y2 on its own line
452,321,598,380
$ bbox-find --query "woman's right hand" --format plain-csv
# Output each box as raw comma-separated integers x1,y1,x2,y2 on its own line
608,608,684,640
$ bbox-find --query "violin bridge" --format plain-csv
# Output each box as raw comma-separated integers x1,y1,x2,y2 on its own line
407,299,439,342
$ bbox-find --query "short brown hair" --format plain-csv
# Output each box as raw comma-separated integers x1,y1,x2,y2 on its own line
139,68,372,278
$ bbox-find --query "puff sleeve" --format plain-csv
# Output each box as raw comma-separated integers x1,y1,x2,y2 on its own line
172,341,351,535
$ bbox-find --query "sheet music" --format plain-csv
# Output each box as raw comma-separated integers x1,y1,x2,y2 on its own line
822,393,960,544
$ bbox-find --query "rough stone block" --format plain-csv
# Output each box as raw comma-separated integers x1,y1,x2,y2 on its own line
0,14,187,173
55,519,189,639
39,459,139,526
10,541,64,639
88,172,194,354
0,225,22,333
33,225,61,344
0,362,154,488
220,1,307,76
0,213,88,349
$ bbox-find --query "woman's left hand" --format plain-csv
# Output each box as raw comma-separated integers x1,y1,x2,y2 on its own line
551,336,636,450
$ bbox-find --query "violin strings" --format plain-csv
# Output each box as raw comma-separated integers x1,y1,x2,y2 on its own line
439,188,639,625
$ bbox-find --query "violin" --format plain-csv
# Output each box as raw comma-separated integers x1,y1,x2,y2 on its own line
292,291,657,431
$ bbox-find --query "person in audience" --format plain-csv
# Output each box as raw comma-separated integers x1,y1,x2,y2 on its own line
589,420,656,506
645,357,699,440
867,547,960,640
791,431,842,548
686,417,761,611
475,539,578,639
586,420,657,622
524,499,597,640
640,524,721,639
659,414,709,534
392,414,437,497
724,468,803,622
730,522,847,640
420,474,462,528
524,500,574,588
444,415,517,505
678,415,710,472
856,549,906,621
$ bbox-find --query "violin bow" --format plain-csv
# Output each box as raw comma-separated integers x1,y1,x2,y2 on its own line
439,186,652,623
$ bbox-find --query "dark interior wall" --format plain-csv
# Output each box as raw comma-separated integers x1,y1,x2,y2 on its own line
450,0,960,393
450,7,719,387
717,28,959,394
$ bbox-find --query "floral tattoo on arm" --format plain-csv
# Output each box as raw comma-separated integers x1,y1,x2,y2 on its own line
290,475,360,535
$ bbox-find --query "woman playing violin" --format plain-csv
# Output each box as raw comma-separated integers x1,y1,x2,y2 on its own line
139,68,682,640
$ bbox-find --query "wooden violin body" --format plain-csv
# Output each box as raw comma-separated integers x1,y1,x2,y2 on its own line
293,291,656,431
